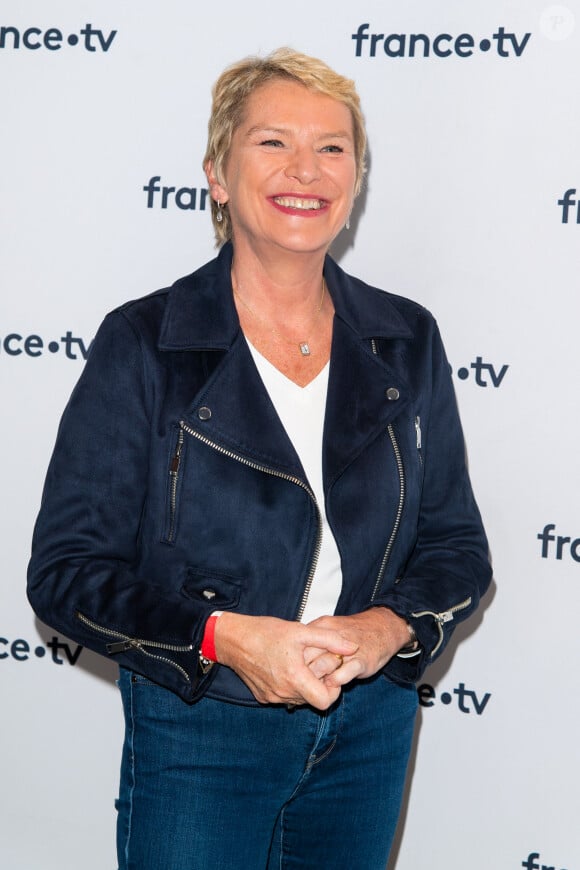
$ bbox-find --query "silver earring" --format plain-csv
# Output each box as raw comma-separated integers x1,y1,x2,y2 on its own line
345,216,350,230
216,201,223,223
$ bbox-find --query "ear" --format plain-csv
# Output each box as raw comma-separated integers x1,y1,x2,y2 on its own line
205,160,229,205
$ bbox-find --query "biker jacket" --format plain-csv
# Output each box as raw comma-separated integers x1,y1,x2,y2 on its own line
28,242,491,704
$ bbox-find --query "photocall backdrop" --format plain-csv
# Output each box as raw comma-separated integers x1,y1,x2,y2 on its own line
1,1,578,868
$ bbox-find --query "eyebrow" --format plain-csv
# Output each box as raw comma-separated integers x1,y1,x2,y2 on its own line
245,125,353,141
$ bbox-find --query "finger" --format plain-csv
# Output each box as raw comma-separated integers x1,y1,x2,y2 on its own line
292,663,343,710
301,627,358,657
303,645,327,666
245,646,340,708
307,651,346,680
301,681,342,711
322,657,365,689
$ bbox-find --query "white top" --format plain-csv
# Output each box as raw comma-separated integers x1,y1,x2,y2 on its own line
247,341,342,623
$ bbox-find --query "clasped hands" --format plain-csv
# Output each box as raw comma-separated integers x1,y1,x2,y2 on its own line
214,608,410,711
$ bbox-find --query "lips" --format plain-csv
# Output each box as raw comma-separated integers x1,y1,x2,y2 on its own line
271,196,327,211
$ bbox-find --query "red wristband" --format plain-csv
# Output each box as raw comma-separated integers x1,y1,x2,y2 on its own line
200,611,223,663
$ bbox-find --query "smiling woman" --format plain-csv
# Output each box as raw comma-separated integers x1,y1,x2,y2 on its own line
211,80,355,249
204,77,357,384
28,47,491,870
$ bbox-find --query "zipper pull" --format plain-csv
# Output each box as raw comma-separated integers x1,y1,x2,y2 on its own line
107,639,141,654
415,416,422,450
435,610,454,626
170,431,184,474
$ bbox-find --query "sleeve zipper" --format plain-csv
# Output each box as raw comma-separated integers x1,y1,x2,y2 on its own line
76,610,193,682
411,597,472,657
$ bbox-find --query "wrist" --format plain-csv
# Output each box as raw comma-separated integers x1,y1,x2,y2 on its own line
199,610,224,673
397,621,421,659
373,606,411,647
210,610,250,670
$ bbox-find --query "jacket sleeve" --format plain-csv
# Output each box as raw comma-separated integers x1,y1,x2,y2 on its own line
372,317,492,683
27,310,212,702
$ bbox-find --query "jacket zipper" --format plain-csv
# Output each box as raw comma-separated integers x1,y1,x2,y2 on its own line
76,611,193,682
369,338,406,602
411,597,472,657
166,427,184,543
415,415,423,466
180,420,322,622
370,423,405,602
370,340,464,655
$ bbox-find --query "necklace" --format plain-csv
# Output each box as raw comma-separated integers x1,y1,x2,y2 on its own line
233,277,326,357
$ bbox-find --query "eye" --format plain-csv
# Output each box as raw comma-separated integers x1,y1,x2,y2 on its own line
320,144,344,154
260,139,284,147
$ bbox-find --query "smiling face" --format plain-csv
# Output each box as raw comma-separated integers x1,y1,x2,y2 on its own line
206,78,357,260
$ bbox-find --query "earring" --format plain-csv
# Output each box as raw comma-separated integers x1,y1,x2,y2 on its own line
216,201,223,223
345,216,351,230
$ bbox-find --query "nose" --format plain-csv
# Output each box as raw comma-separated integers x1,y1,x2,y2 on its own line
284,145,321,184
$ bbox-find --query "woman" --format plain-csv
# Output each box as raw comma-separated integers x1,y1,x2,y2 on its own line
28,48,491,869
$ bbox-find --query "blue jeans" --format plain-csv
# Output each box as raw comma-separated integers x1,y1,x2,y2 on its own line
116,668,417,870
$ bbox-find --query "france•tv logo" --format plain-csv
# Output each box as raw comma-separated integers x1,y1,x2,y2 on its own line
143,176,209,211
557,189,580,224
537,524,580,562
1,634,82,665
0,24,116,52
351,23,531,58
455,357,509,388
522,851,569,870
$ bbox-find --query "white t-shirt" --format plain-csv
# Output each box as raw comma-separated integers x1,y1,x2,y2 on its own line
247,341,342,623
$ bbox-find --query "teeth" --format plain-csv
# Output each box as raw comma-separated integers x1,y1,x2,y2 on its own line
274,197,324,210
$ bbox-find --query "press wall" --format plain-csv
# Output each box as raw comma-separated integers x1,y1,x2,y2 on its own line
2,3,579,868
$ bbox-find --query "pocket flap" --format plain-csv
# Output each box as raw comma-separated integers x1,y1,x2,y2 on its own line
181,567,244,608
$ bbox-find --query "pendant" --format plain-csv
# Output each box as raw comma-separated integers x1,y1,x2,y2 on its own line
299,342,311,356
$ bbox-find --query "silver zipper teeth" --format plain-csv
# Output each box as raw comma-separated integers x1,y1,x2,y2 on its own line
76,611,192,682
180,420,322,622
167,427,184,543
369,339,406,602
370,423,405,601
411,597,472,657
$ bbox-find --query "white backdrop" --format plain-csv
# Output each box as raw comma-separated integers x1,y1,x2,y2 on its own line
2,2,579,868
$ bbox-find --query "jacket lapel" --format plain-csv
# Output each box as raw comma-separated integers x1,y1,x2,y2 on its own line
323,315,411,489
181,332,305,478
321,256,414,488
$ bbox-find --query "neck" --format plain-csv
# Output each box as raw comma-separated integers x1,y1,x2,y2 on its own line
228,239,334,381
230,238,328,315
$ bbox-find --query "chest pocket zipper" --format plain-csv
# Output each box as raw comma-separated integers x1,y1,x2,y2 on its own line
415,416,423,466
164,427,184,544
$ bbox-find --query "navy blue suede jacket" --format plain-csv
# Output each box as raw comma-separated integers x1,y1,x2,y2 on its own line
28,243,491,704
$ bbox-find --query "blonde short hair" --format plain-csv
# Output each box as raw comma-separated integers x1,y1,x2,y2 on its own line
203,47,367,245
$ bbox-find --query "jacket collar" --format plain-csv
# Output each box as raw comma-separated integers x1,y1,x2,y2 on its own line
158,242,414,351
161,244,416,487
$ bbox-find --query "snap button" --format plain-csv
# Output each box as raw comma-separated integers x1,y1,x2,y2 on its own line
198,406,212,421
202,589,216,600
386,387,400,401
